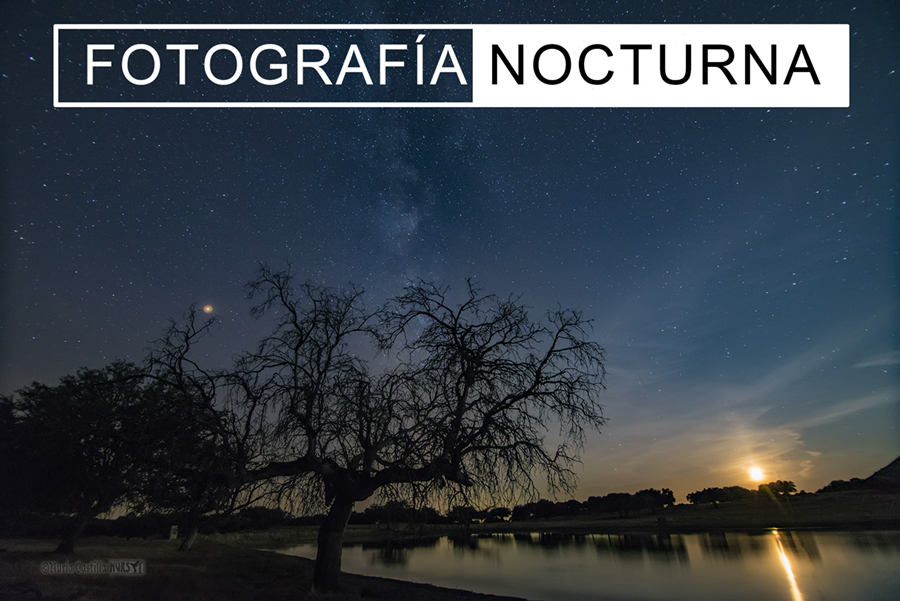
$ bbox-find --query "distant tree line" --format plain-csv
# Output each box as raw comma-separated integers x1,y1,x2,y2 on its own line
817,478,882,494
352,489,677,525
509,488,676,520
685,481,797,507
336,489,675,525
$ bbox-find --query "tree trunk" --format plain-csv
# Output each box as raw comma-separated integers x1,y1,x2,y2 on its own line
55,514,90,553
311,495,354,593
178,524,199,552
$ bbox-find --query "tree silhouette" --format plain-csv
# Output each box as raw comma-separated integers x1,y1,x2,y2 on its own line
686,485,756,506
2,363,163,552
144,307,277,551
211,267,607,592
759,480,797,497
635,488,675,514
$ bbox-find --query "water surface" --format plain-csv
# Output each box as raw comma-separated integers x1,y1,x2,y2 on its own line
278,530,900,600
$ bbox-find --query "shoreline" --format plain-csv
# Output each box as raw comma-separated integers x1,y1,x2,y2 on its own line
3,491,898,600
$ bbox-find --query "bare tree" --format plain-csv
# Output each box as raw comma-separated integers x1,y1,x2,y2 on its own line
144,308,274,551
227,267,607,592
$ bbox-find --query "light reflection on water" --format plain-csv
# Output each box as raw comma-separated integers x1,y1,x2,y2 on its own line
773,531,804,601
277,530,900,601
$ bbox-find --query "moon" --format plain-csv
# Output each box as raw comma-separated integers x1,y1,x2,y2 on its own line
750,467,764,481
202,304,214,314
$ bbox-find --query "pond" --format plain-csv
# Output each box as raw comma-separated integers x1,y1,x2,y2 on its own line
277,530,900,600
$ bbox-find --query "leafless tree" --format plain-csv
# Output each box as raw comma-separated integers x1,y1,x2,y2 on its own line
226,266,607,592
145,308,274,551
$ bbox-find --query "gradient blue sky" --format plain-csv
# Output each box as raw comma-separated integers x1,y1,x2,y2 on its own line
2,1,897,501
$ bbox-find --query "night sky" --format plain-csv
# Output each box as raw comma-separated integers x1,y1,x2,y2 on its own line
2,1,897,501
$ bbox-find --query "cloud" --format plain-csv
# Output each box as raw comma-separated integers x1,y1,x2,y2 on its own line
786,389,898,430
573,267,899,499
853,351,900,368
580,352,899,498
580,395,810,495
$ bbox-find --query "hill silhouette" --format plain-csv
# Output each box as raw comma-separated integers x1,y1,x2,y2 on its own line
817,455,900,493
865,455,900,489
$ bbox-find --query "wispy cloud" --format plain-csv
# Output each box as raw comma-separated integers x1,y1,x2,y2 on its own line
580,405,810,499
853,351,900,368
786,389,898,429
579,342,900,499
